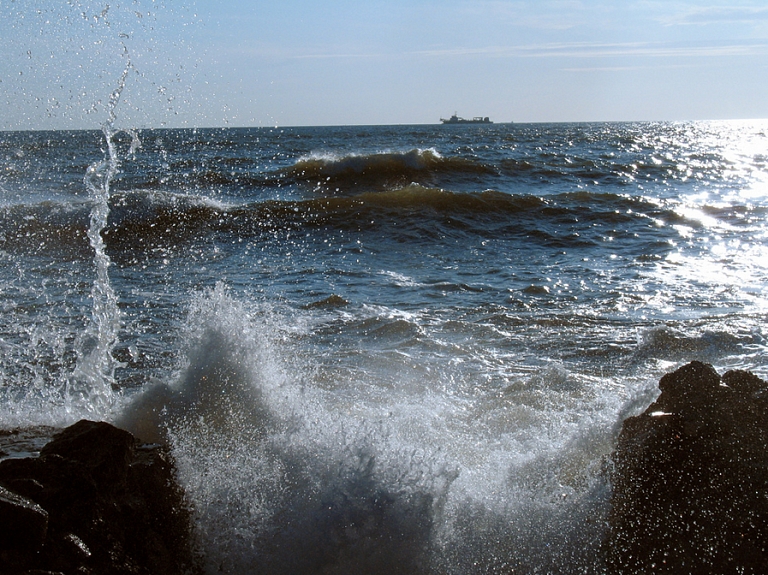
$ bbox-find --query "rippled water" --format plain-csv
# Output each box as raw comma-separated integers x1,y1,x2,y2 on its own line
1,121,767,573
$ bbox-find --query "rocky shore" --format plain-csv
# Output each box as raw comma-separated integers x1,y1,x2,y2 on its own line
605,361,768,574
0,420,198,575
2,361,767,574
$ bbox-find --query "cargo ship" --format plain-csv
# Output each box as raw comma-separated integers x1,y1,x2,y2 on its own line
440,113,492,124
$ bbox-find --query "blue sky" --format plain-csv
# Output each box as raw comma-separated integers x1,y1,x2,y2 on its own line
2,1,768,129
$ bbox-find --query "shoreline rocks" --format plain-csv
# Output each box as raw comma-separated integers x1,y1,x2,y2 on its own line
605,361,768,574
0,420,198,575
3,362,768,574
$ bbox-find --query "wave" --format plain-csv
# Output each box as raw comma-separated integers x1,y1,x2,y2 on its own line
114,144,755,199
112,286,614,574
279,149,496,192
93,186,686,262
2,185,758,261
113,146,743,198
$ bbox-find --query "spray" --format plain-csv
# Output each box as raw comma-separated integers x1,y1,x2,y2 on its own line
65,61,140,417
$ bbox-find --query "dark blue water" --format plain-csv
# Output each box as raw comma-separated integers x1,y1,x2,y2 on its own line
1,121,767,573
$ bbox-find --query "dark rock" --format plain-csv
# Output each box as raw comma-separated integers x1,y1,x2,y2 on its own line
0,420,198,575
0,484,48,562
39,420,135,488
723,369,767,394
605,361,768,574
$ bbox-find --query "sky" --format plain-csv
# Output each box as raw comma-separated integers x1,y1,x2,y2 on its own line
2,0,768,129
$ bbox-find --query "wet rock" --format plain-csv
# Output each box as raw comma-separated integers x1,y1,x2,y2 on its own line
0,420,198,575
0,484,49,568
605,361,768,574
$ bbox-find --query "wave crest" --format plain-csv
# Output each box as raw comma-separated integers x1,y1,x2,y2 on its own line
283,149,494,191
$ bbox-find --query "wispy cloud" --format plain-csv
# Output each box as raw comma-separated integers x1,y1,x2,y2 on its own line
290,51,390,60
414,39,768,59
243,39,768,62
561,63,691,73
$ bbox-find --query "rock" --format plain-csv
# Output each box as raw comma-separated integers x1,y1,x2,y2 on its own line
39,420,135,487
605,361,768,574
0,420,198,575
0,484,49,569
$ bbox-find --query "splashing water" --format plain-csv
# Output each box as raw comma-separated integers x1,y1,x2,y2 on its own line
65,63,140,417
111,284,619,574
155,286,456,574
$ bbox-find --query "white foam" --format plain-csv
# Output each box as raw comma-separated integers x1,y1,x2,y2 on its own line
117,286,627,574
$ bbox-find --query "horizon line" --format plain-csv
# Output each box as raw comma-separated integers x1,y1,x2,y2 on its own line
3,117,768,133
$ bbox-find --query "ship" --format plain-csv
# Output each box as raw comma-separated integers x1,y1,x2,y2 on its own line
440,112,492,124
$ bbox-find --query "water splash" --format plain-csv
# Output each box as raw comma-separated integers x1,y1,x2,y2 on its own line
113,286,616,575
65,62,140,416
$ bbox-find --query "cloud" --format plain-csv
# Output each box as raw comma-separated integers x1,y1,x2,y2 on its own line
560,63,690,73
222,3,768,64
239,39,768,62
414,40,768,60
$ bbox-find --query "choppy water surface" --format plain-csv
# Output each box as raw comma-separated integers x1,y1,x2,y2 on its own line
1,121,767,573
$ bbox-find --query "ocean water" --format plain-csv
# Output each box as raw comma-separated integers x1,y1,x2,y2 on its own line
1,121,767,573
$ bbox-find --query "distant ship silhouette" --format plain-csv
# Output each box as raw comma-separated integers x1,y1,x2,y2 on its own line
440,112,492,124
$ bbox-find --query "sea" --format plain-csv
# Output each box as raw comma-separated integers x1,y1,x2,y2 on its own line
1,120,767,574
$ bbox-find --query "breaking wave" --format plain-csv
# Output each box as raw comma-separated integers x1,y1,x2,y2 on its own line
280,148,495,192
115,285,617,575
